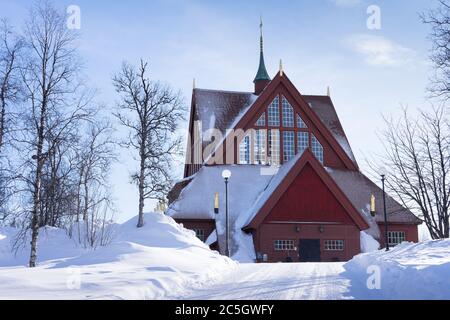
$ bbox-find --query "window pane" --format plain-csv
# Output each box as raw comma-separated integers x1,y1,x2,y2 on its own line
268,129,280,165
268,96,280,126
274,240,295,251
193,229,205,242
311,134,324,163
297,132,309,154
283,131,295,162
282,96,294,127
239,135,250,164
254,129,266,164
255,113,265,126
388,231,406,247
297,114,307,128
324,240,344,251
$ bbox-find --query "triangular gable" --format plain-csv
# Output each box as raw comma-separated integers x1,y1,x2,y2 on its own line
226,72,358,170
243,149,369,230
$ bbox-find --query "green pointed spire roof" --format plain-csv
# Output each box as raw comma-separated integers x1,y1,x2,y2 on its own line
253,18,271,83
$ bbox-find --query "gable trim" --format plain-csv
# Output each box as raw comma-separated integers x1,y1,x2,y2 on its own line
243,149,369,231
231,72,358,170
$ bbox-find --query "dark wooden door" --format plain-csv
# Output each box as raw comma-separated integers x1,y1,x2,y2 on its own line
298,239,321,262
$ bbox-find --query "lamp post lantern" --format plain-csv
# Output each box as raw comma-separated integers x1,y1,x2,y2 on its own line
222,169,231,257
380,167,389,251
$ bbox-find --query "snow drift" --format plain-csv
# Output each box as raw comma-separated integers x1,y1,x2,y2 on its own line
343,239,450,299
0,213,236,299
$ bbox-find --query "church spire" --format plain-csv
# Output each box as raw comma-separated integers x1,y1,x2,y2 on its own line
253,17,271,94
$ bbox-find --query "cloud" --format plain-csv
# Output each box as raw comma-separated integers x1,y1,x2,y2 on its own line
330,0,362,7
345,34,416,66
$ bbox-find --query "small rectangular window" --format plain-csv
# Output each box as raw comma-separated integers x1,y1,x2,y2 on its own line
324,240,344,251
274,240,295,251
387,231,406,247
193,229,205,241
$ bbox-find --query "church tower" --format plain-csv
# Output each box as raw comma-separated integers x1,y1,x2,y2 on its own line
253,18,271,95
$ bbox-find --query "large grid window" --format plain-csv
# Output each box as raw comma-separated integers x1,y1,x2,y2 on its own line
268,96,280,126
255,113,265,126
193,229,205,242
388,231,406,247
297,114,307,128
297,132,309,154
283,131,295,161
268,129,280,165
274,240,295,251
311,134,324,163
324,240,344,251
239,135,250,164
254,129,266,164
282,96,294,127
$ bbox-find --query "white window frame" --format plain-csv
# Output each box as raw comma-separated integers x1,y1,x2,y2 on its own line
324,240,344,251
387,231,406,247
274,240,295,251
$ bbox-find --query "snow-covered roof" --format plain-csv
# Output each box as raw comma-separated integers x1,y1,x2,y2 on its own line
303,95,357,166
326,168,422,226
167,164,277,260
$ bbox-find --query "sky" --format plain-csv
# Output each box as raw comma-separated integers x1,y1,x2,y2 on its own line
0,0,436,222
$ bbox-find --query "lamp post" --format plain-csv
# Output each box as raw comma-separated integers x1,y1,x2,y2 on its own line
222,169,231,257
380,167,389,251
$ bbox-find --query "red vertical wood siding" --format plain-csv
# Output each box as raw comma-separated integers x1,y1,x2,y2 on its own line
265,163,354,223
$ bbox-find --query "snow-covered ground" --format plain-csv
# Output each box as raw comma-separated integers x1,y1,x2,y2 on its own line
0,213,235,299
0,216,449,299
343,239,450,299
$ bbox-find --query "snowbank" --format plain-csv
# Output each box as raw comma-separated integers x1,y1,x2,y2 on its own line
343,239,450,299
360,231,379,253
0,213,236,299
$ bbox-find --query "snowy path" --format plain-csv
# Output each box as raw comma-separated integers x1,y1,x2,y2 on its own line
177,262,352,300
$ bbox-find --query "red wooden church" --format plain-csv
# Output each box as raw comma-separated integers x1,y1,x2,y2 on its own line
167,23,421,262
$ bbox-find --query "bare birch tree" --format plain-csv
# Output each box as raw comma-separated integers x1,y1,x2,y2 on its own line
113,60,184,228
421,0,450,99
379,106,450,239
20,1,91,267
0,19,23,154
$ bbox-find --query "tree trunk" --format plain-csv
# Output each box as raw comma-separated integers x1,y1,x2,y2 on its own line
137,137,146,228
29,93,47,267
